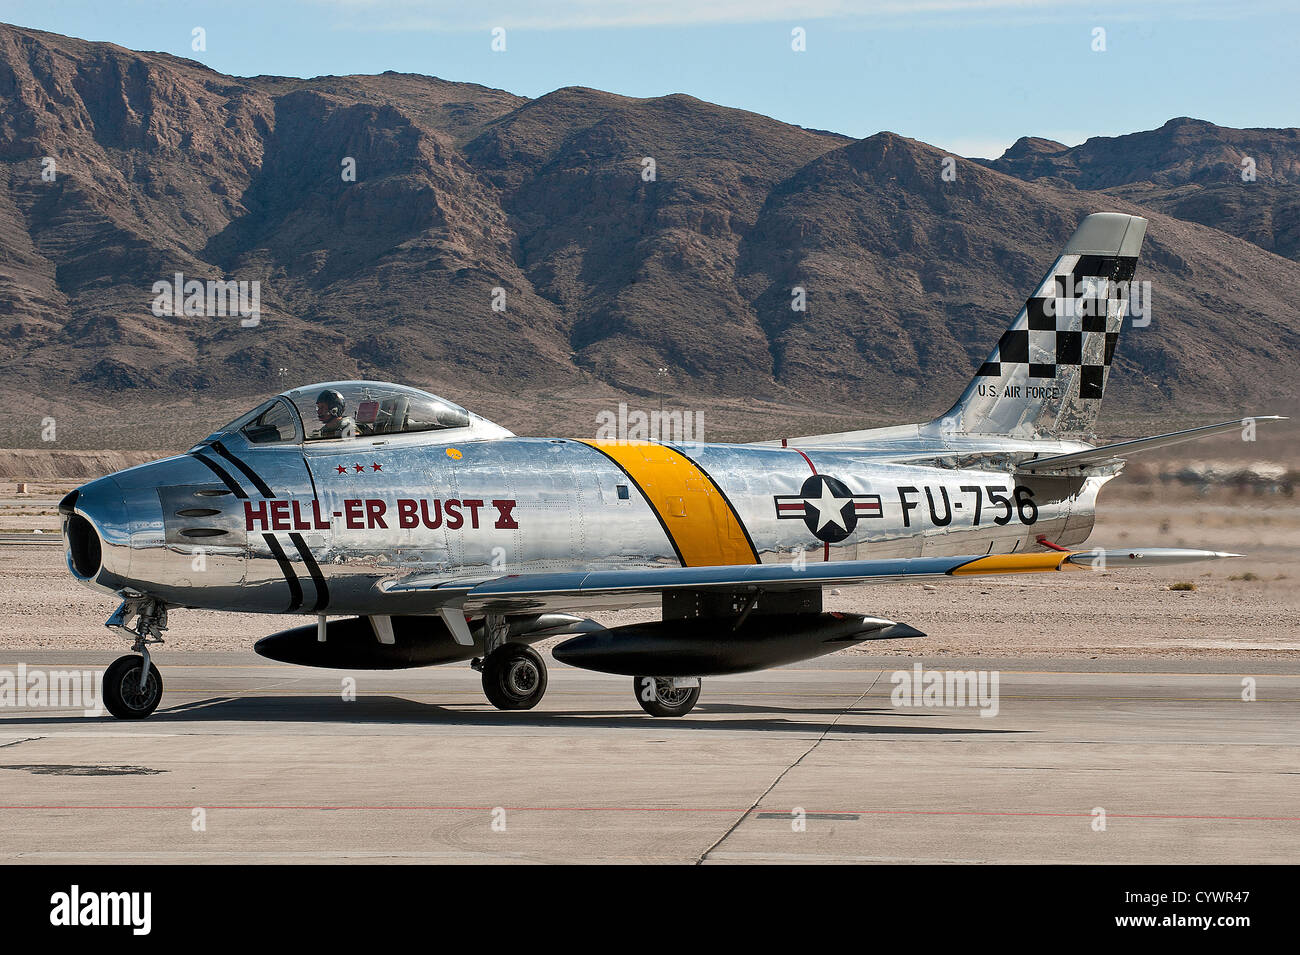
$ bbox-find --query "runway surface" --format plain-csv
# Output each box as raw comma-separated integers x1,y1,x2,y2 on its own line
0,652,1296,864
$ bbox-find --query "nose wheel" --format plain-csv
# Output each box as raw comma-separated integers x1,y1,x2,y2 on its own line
102,654,164,720
481,643,548,710
634,676,701,717
102,596,168,720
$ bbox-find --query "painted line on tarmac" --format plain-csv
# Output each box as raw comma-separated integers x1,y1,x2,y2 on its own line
0,804,1296,822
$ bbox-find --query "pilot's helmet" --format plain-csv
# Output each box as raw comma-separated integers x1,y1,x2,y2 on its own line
316,389,346,417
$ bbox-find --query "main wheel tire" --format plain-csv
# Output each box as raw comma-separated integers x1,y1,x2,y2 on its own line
102,654,163,720
634,676,701,717
482,643,548,710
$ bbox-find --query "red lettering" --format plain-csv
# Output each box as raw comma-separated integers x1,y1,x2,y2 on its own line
311,500,331,529
291,500,311,530
492,499,519,529
243,501,267,531
270,500,291,531
344,499,365,529
462,499,483,529
420,499,442,529
445,499,463,530
366,499,388,529
397,499,418,529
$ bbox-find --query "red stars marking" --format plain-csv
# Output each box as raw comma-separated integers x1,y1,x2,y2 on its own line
371,463,382,471
353,464,365,473
335,466,347,474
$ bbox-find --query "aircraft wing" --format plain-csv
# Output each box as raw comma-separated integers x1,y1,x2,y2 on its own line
380,548,1240,615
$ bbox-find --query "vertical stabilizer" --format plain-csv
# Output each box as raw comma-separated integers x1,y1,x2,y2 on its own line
937,212,1147,439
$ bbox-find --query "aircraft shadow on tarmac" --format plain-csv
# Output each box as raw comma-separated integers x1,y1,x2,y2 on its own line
0,695,1023,735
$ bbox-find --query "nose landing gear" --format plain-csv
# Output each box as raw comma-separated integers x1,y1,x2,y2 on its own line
102,595,168,720
102,655,164,720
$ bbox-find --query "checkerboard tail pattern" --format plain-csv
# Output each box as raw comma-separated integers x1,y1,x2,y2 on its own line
976,251,1138,399
938,213,1147,439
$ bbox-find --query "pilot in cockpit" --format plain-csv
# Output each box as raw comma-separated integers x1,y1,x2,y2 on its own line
314,389,356,439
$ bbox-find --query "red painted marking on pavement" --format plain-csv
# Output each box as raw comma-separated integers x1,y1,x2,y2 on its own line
0,806,1294,822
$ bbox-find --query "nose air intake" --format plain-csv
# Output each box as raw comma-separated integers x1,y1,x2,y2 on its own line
61,479,131,591
61,491,103,580
66,512,103,579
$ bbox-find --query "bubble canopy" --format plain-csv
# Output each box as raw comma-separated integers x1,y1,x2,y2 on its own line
214,381,475,445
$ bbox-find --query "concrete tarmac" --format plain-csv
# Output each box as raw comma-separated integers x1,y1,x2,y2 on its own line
0,652,1296,864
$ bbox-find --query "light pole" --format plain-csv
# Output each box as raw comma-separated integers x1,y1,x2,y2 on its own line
657,367,668,414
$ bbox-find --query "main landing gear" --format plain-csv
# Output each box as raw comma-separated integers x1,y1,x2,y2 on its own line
634,676,701,717
102,595,168,720
477,644,548,710
472,614,548,710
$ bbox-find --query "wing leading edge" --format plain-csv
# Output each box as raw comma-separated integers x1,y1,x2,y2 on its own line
379,548,1240,615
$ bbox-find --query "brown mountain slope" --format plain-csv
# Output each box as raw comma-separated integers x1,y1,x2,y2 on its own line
0,22,1296,451
462,86,849,395
985,118,1300,259
741,132,1300,416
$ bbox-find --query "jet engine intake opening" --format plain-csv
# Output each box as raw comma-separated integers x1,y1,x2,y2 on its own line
66,513,102,580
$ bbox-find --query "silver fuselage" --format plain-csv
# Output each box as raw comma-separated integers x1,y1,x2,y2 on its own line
64,423,1109,617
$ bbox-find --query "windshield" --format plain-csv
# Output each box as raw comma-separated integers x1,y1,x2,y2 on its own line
241,399,299,444
210,397,301,445
283,381,472,442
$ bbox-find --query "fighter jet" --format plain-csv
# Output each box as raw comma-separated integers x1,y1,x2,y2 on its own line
61,213,1280,719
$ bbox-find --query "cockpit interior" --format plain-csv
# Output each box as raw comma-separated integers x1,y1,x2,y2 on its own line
209,381,500,446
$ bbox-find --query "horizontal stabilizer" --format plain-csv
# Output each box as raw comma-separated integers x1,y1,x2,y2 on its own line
1021,416,1287,471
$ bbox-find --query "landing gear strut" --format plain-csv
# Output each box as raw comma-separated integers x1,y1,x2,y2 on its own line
476,614,548,710
102,595,168,720
634,676,701,717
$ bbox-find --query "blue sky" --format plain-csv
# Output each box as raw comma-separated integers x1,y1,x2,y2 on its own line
0,0,1294,157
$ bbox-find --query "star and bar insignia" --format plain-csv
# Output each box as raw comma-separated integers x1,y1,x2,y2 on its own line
774,474,882,544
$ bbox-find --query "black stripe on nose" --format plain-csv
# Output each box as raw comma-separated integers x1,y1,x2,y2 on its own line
262,533,304,612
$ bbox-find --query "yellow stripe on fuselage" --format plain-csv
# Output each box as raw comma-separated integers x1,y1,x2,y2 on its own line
950,552,1076,575
578,440,757,567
